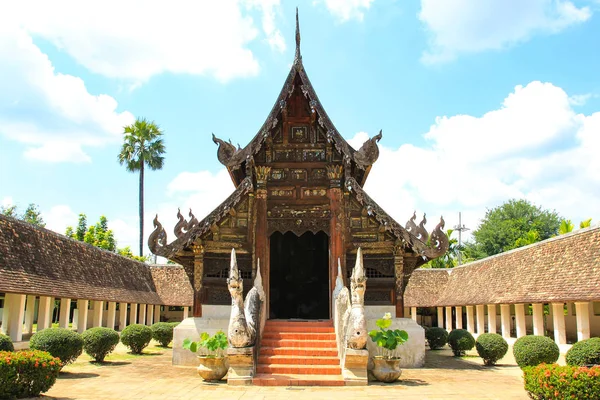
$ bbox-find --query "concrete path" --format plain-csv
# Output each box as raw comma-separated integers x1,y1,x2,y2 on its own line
37,343,529,400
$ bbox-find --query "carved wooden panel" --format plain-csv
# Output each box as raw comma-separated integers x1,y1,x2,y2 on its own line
273,127,283,143
346,254,395,278
300,186,327,199
267,218,329,236
290,169,307,181
274,149,295,162
290,126,309,143
302,149,326,162
270,168,286,181
270,186,296,198
310,168,327,181
268,205,330,219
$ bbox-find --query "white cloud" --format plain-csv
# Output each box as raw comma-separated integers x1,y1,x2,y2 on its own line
419,0,591,64
44,204,78,234
316,0,374,22
0,23,135,162
1,0,285,83
360,81,599,240
1,197,14,208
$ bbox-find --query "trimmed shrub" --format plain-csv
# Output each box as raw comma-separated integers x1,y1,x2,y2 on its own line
0,333,14,352
81,327,120,362
0,350,62,398
566,337,600,366
475,333,508,366
447,329,475,356
29,328,83,367
425,327,448,350
523,363,600,399
121,324,152,354
151,322,175,347
513,335,560,368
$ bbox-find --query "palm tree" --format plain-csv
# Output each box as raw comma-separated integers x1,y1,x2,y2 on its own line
118,118,166,256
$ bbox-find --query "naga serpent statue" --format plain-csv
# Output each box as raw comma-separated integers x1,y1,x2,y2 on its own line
347,247,368,349
227,249,264,348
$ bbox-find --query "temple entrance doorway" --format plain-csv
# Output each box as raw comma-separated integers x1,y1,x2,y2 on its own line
269,231,329,320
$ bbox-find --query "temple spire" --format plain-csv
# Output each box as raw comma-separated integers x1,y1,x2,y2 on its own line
294,7,302,65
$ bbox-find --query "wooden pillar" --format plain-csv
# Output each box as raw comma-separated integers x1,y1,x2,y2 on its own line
154,305,161,324
515,303,526,338
327,165,345,299
92,300,104,328
192,243,205,318
500,304,511,339
393,248,405,317
487,304,497,334
129,303,138,325
445,306,452,331
476,304,485,334
24,295,36,334
139,304,147,325
59,298,71,329
119,303,128,331
146,305,154,326
1,293,26,342
575,302,590,341
106,302,116,330
551,302,566,345
532,303,544,336
437,307,444,328
455,306,463,329
255,166,271,314
37,296,52,331
466,306,475,333
77,299,89,333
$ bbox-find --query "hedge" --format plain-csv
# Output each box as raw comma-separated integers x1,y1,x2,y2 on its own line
447,329,475,356
475,333,508,366
523,363,600,399
566,337,600,367
121,324,153,354
29,328,83,367
151,322,175,347
0,333,14,352
81,327,120,362
0,350,61,398
513,335,560,368
425,327,448,350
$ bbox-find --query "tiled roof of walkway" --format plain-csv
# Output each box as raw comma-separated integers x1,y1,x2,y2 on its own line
0,215,180,305
405,225,600,307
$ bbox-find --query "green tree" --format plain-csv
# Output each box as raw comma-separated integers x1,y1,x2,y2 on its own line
470,199,560,259
117,246,149,262
118,118,166,256
580,218,592,229
66,214,116,251
1,203,45,227
558,219,574,235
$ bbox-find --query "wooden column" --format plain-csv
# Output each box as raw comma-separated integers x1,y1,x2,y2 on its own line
192,243,205,318
255,166,271,310
327,164,345,295
393,245,405,317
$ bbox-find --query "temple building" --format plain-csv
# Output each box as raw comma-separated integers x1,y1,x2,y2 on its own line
148,12,448,323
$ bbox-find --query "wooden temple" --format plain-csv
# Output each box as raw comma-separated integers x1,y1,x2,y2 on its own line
148,11,448,320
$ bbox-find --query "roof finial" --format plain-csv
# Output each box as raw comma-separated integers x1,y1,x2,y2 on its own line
294,7,302,65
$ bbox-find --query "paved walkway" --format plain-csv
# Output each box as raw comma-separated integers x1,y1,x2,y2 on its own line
38,343,529,400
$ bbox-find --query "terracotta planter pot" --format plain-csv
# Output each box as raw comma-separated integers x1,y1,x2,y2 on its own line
371,357,402,383
197,356,228,382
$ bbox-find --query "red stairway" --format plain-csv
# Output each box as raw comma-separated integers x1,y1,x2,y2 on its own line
253,320,344,386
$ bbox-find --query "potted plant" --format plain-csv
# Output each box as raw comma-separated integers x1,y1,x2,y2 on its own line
182,331,228,381
368,312,409,383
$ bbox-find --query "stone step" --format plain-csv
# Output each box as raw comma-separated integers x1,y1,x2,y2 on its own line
256,363,342,375
262,332,336,340
260,338,337,349
258,355,339,365
259,346,339,357
253,373,345,387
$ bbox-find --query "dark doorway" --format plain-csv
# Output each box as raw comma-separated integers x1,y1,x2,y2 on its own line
269,231,329,319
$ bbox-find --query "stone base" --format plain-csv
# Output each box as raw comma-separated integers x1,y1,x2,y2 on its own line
172,306,229,366
342,348,369,386
365,311,425,368
227,347,255,385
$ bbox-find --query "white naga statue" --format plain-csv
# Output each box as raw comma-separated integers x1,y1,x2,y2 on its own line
347,247,368,349
227,249,264,348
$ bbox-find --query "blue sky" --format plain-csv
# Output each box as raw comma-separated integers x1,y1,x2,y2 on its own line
1,0,599,255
